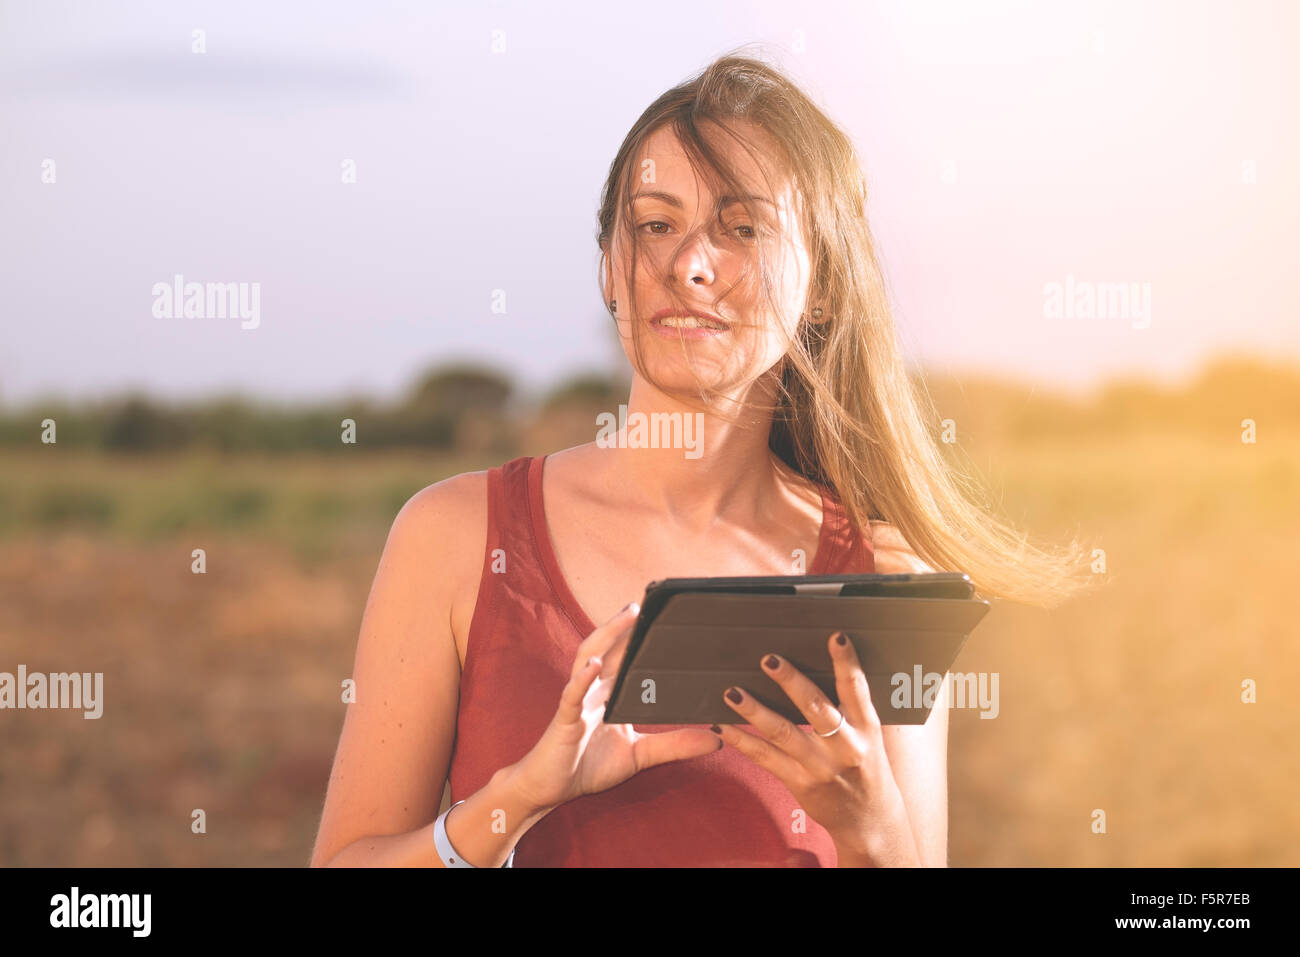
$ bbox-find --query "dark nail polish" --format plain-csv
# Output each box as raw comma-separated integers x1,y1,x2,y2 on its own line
835,632,848,646
763,654,780,671
725,687,743,704
709,724,722,735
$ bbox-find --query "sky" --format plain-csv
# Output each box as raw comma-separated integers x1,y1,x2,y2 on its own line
1,0,1297,406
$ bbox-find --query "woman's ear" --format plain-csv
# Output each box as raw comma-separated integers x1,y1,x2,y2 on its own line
803,302,831,324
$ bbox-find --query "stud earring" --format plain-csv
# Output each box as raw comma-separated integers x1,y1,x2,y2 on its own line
609,299,618,318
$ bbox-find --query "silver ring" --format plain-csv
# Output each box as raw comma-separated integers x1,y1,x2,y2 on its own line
817,711,846,738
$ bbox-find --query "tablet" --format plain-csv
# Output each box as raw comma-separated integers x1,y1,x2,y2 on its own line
602,572,990,726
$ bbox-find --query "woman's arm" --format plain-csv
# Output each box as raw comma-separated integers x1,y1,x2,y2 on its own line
310,474,548,867
317,764,551,867
879,680,949,867
870,521,951,867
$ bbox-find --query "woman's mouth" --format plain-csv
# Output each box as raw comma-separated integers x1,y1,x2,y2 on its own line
650,315,731,339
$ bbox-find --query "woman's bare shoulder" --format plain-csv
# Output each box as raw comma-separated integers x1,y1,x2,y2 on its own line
387,470,490,614
397,469,488,530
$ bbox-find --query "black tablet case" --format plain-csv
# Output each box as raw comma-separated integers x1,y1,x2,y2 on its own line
603,573,990,726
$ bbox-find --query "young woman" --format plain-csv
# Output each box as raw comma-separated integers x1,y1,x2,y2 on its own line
310,52,1093,868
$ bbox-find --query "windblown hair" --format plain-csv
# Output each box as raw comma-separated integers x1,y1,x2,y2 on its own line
595,46,1097,607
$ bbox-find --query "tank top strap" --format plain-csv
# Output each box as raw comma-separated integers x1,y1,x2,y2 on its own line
463,455,553,674
815,484,876,574
489,454,547,570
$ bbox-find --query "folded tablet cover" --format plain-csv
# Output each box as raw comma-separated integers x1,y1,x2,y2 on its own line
603,589,990,726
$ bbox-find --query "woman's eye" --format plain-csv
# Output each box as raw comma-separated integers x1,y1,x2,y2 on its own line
638,220,759,241
725,223,760,243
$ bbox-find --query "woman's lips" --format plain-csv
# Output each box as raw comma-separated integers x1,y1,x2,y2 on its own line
649,316,731,340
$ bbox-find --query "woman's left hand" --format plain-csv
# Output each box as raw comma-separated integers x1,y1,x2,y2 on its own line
714,631,921,867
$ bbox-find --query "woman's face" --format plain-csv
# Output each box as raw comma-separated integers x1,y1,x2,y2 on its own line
604,120,813,397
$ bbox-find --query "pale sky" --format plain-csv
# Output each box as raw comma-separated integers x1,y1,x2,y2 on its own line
1,0,1297,406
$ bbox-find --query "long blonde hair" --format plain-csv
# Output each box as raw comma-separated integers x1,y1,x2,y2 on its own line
595,47,1097,608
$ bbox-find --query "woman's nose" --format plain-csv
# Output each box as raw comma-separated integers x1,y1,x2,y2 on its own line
672,229,719,286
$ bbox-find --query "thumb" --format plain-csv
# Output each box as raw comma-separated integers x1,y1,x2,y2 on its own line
631,727,723,770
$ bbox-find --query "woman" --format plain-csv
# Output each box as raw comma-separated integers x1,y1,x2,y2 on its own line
310,52,1093,868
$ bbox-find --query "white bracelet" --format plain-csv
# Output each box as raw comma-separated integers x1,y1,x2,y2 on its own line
433,800,516,868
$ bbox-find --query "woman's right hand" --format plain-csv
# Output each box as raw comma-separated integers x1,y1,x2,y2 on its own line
507,601,723,814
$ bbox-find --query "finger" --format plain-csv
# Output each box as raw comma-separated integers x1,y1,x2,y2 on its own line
598,626,634,678
556,654,604,725
758,652,846,738
581,625,636,687
576,601,641,669
828,631,876,731
631,727,724,770
714,721,810,786
721,684,823,770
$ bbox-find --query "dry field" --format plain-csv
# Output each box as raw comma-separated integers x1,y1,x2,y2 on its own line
1,427,1297,866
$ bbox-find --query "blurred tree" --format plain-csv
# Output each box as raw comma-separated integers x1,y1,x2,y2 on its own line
517,371,629,452
398,363,516,451
2,355,1294,454
540,371,628,410
403,364,513,418
101,395,191,451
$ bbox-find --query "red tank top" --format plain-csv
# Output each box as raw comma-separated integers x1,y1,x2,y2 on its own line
448,453,875,866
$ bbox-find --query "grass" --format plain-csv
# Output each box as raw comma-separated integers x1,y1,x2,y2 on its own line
0,449,500,563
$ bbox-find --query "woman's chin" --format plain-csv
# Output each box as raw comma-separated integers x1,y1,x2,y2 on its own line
631,356,730,391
